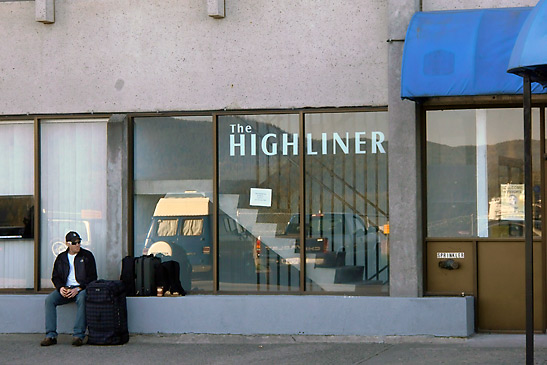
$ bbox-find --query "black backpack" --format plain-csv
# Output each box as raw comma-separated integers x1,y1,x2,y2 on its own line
155,260,186,296
120,256,136,296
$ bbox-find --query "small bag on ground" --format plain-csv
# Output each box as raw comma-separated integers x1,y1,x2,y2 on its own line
157,260,186,296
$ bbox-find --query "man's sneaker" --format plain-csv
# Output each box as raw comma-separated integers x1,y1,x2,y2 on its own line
40,337,57,346
72,337,84,346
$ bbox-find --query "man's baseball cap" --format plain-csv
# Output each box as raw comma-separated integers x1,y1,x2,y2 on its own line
65,231,81,243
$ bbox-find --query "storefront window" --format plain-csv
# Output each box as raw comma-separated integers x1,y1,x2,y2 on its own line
218,111,389,294
134,116,213,292
304,112,389,294
135,111,389,295
40,119,108,289
0,121,34,289
427,108,541,238
218,114,301,291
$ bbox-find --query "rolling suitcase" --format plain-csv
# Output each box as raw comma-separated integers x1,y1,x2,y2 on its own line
135,255,161,296
85,280,129,345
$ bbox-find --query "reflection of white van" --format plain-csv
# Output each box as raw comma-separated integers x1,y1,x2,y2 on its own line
143,192,212,275
143,192,256,286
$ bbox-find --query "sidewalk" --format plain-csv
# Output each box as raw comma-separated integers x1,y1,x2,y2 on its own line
1,333,546,364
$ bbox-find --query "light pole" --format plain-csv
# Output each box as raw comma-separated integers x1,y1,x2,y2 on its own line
507,1,547,364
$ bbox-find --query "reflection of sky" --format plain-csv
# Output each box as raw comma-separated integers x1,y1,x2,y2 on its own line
427,109,541,147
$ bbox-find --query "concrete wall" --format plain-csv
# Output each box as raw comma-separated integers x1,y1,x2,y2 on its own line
387,0,423,297
0,295,474,337
423,0,537,11
0,0,388,115
105,114,130,278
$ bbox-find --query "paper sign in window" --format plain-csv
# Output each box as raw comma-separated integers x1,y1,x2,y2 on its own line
249,188,272,207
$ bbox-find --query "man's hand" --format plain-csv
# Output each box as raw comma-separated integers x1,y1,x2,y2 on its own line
66,288,79,298
60,287,79,298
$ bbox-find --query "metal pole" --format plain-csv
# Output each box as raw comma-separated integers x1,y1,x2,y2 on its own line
523,74,534,365
213,114,219,293
299,112,306,292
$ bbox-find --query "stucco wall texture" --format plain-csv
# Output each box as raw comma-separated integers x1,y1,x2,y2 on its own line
0,0,388,115
423,0,538,11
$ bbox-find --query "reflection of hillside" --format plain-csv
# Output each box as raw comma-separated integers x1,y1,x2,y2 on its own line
427,139,541,237
427,139,541,195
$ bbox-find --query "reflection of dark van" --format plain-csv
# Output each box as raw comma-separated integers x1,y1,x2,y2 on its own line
142,192,256,288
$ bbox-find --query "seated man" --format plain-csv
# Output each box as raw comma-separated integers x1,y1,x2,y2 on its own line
40,231,97,346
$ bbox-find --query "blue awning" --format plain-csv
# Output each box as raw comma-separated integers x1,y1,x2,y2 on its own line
508,0,547,85
401,7,547,100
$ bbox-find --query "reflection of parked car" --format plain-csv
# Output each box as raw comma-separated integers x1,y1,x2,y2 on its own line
256,212,379,273
488,220,541,237
49,219,92,256
286,212,377,267
143,192,255,288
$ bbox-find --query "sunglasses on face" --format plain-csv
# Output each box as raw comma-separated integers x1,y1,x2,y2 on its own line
69,240,81,245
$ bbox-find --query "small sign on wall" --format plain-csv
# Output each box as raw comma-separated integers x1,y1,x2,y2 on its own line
249,188,272,207
437,252,464,259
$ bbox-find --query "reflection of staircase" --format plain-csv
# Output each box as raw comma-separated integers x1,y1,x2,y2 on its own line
220,195,358,291
219,123,389,288
249,124,387,228
269,163,389,284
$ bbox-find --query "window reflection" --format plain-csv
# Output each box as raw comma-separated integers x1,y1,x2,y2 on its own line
156,219,178,237
427,108,541,238
134,116,213,293
40,119,108,289
182,219,203,236
304,112,389,294
218,112,389,295
0,196,34,239
218,114,301,292
0,121,34,289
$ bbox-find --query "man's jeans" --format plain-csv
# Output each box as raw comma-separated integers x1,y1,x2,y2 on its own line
45,289,87,339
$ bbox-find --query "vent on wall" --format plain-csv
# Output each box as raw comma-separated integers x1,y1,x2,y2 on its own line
207,0,225,19
36,0,54,24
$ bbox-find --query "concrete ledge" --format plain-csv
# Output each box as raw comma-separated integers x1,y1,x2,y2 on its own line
0,295,474,337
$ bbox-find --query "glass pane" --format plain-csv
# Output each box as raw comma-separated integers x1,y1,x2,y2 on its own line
304,112,389,294
40,119,108,289
0,121,34,289
135,116,213,293
427,108,541,238
218,114,301,292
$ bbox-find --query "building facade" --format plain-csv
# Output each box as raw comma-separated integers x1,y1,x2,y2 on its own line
0,0,544,335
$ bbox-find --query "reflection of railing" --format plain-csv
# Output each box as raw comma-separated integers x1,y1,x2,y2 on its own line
254,124,389,285
365,233,389,283
252,123,388,225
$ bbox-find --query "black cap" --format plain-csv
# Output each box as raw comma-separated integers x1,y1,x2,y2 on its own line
65,231,81,243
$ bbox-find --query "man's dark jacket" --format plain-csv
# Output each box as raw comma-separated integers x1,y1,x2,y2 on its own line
51,248,98,291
